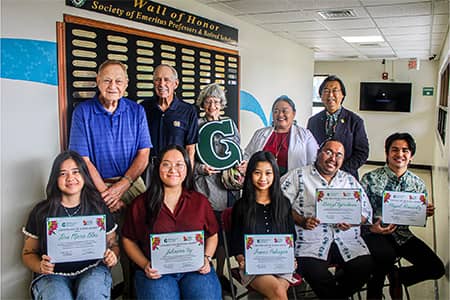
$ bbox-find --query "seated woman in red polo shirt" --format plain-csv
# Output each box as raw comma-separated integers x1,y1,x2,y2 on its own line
122,145,221,299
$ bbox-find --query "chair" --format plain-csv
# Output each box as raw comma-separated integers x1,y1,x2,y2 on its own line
221,207,302,300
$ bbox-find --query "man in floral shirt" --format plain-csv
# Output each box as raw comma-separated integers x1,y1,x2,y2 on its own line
281,139,373,299
361,132,444,300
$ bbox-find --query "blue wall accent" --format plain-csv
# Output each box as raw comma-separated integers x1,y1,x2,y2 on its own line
240,90,268,126
1,38,57,86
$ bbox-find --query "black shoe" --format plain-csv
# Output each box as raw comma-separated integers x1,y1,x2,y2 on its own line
219,275,237,295
388,266,403,300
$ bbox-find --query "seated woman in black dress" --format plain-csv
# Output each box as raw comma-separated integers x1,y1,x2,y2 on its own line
231,151,296,300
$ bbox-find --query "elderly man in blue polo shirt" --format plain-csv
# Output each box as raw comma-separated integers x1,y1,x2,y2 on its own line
69,59,151,298
69,60,152,212
141,64,198,167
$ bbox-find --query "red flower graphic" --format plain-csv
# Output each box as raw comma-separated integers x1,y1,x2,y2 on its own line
384,192,391,203
285,236,294,248
47,220,58,236
354,191,361,201
317,191,324,202
246,237,254,250
96,217,105,231
420,195,426,205
152,237,160,250
195,233,204,245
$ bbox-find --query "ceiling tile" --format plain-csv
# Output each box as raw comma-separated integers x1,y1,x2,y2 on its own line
375,16,432,27
260,21,326,31
361,0,427,5
291,30,337,38
322,18,376,29
385,33,429,41
433,1,449,14
248,11,312,24
288,0,362,10
217,0,292,14
381,26,430,35
432,24,449,32
334,28,382,36
199,0,448,60
433,14,449,25
365,2,431,18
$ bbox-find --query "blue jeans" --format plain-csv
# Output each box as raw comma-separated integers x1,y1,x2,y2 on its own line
135,268,221,300
31,264,112,300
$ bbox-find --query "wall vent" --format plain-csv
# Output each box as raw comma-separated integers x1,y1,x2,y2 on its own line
317,9,357,20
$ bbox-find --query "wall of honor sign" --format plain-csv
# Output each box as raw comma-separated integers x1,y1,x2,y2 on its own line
60,15,239,148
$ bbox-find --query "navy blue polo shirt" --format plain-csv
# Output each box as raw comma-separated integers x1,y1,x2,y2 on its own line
141,96,198,157
69,96,152,178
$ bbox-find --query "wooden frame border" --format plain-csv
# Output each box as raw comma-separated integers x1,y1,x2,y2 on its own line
57,14,240,151
57,21,68,151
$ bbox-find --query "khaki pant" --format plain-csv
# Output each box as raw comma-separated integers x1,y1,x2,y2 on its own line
105,176,146,298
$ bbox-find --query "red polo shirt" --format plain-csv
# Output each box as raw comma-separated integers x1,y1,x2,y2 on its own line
122,189,219,260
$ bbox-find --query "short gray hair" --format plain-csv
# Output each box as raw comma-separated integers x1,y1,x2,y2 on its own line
196,83,227,108
154,64,178,80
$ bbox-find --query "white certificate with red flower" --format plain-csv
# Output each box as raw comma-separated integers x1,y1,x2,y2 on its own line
46,215,106,263
315,188,363,224
150,230,204,275
244,234,295,275
382,191,427,226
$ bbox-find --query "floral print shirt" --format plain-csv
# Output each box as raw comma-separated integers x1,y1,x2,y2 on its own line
360,165,427,246
281,165,372,261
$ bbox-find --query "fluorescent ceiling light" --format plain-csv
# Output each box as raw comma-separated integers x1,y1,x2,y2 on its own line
342,36,384,43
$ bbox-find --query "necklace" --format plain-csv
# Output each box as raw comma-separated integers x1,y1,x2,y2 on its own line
63,204,81,217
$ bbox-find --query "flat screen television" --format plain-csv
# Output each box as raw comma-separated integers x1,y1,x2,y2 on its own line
359,82,412,112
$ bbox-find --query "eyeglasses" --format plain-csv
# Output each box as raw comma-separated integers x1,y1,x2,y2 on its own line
322,88,341,95
204,99,222,106
160,161,186,172
322,149,344,159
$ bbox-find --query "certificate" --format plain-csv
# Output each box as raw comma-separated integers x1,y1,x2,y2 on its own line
150,231,204,275
382,191,427,226
244,234,294,275
46,215,106,263
315,188,362,224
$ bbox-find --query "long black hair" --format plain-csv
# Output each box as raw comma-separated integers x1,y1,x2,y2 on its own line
32,151,104,251
43,150,104,215
145,145,194,229
240,151,291,233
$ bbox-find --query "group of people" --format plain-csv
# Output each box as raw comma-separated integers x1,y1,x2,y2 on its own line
21,59,444,300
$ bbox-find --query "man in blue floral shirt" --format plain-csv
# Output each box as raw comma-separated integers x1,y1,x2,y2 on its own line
361,132,444,300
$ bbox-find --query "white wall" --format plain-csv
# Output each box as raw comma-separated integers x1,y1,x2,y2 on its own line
316,41,449,299
432,27,450,300
315,59,438,165
0,0,313,298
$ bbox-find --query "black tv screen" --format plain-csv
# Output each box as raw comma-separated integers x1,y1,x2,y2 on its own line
359,82,412,112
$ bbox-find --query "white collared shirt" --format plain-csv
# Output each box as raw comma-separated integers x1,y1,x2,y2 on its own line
281,165,372,261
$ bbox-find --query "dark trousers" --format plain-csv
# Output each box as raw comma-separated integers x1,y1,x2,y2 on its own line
298,243,374,299
364,234,445,299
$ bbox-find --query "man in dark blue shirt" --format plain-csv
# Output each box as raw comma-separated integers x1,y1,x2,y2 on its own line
141,64,198,167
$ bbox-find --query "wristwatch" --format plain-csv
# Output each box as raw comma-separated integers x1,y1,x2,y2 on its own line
204,255,212,263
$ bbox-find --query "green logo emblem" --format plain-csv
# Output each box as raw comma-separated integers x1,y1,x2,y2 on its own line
70,0,87,8
196,119,242,170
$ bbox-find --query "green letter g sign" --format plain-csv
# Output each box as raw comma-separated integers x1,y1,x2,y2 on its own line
196,119,242,170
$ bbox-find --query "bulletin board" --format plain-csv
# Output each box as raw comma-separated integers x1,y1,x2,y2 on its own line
57,15,240,149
